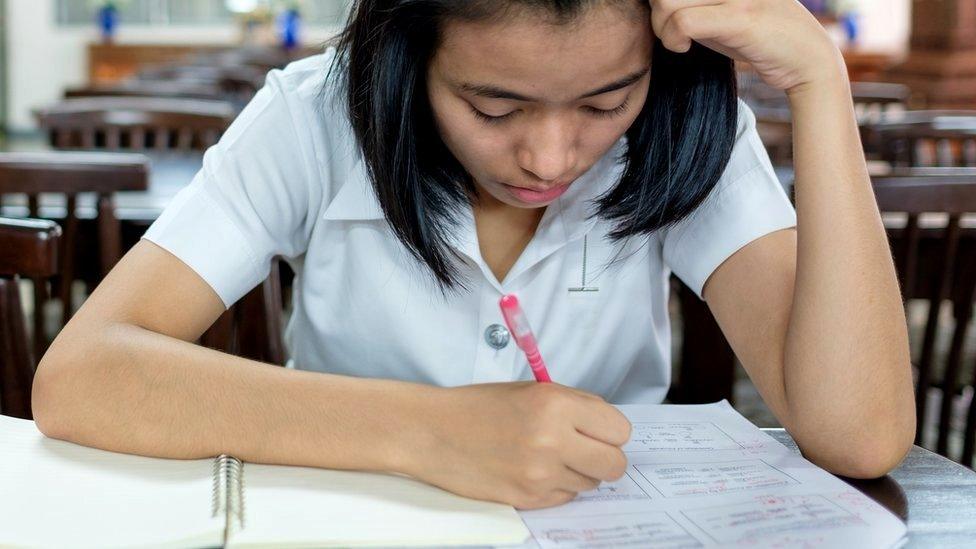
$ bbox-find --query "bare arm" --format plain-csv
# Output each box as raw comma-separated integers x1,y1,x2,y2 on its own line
32,240,631,509
32,240,435,472
651,0,915,477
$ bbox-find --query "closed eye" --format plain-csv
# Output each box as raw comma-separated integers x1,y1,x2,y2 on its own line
469,97,632,126
584,98,631,118
469,105,513,125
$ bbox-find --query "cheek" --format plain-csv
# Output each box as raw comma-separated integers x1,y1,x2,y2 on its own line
431,100,510,172
580,89,648,154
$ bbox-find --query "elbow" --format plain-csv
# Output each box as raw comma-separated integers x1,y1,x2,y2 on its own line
31,348,73,440
31,329,94,441
795,404,916,480
822,424,915,480
834,439,912,479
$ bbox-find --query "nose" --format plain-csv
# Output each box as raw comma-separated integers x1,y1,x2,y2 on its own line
516,115,577,185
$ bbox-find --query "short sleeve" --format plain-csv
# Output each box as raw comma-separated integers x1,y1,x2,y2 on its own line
142,64,326,308
662,100,797,298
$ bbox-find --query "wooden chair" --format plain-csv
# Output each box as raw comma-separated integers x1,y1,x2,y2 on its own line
136,64,265,104
850,82,911,123
200,260,286,366
33,100,284,368
872,169,976,466
0,217,60,420
871,111,976,168
65,81,229,103
744,82,912,163
667,277,737,405
0,152,149,359
34,97,237,152
751,105,794,167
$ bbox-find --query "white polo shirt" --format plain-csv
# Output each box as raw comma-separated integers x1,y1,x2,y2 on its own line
143,49,796,404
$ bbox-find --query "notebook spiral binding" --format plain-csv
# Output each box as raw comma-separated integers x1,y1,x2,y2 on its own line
212,455,245,540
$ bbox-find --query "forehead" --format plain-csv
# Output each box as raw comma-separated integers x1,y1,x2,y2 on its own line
433,4,652,102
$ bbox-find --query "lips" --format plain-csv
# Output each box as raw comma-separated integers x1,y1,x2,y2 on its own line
502,182,572,205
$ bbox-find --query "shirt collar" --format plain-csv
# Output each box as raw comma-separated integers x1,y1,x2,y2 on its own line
321,157,386,221
321,137,628,288
323,137,625,224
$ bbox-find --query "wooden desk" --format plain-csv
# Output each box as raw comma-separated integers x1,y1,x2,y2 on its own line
0,151,201,285
765,428,976,547
0,152,201,222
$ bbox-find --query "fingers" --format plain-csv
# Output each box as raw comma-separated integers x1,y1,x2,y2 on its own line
560,466,603,493
650,0,724,36
651,2,743,53
514,474,594,510
513,489,578,510
571,399,633,447
564,433,629,482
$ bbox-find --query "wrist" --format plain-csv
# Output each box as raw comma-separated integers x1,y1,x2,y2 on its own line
785,48,850,105
385,382,454,478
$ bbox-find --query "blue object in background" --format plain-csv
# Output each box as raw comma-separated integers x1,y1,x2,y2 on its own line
97,2,119,43
279,8,301,51
841,11,860,45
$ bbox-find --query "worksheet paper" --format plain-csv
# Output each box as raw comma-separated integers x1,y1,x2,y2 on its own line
508,401,907,548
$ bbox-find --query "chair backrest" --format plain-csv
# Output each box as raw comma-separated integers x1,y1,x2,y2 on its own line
750,105,793,167
35,97,237,152
870,111,976,167
200,259,286,367
0,151,149,358
65,80,229,103
136,64,265,102
872,169,976,467
0,217,60,420
742,81,911,161
850,82,911,123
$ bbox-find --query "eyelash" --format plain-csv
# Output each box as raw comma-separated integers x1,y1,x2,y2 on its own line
469,98,631,125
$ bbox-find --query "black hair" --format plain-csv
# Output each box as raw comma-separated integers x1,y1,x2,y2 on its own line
329,0,738,290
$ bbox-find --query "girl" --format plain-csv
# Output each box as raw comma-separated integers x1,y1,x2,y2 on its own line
33,0,916,510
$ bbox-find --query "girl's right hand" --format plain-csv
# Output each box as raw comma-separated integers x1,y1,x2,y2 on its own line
403,381,632,509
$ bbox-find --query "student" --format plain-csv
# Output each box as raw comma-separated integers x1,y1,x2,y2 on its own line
32,0,916,510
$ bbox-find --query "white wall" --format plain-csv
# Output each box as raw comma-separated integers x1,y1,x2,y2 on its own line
849,0,913,53
5,0,340,132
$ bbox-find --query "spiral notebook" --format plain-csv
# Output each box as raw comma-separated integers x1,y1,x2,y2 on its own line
0,414,529,548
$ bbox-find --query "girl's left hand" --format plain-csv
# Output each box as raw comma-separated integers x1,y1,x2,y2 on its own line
649,0,846,94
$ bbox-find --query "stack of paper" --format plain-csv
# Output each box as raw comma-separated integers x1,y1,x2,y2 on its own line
510,401,907,548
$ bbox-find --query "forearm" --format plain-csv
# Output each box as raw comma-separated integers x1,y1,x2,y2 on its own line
782,57,915,470
32,321,435,473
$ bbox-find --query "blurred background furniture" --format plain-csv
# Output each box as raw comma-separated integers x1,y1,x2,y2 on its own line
0,152,148,358
884,0,976,110
868,111,976,168
200,260,286,366
34,97,237,152
872,169,976,465
0,217,60,420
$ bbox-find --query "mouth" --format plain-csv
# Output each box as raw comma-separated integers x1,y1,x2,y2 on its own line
501,181,573,205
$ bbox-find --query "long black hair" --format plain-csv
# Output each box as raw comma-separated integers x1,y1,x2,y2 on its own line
329,0,738,289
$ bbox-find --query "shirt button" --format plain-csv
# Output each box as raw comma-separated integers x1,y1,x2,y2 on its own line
484,324,510,350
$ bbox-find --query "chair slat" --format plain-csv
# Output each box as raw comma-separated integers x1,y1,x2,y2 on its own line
0,217,61,420
58,195,78,327
872,171,976,463
96,193,121,276
900,214,920,299
938,289,975,455
34,96,235,153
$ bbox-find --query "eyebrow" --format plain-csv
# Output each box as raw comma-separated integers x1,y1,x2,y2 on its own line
457,66,650,102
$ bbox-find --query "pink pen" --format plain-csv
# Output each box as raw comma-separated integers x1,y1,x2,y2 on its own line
499,294,552,383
